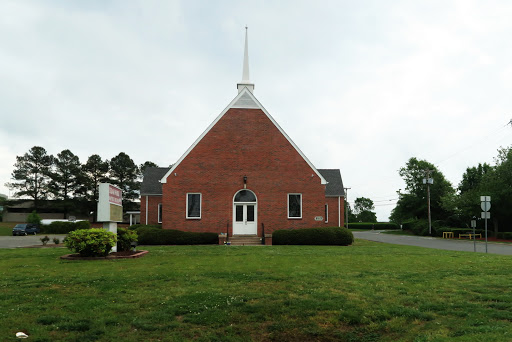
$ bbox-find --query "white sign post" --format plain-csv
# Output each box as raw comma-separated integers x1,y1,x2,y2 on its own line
97,183,123,252
480,196,490,253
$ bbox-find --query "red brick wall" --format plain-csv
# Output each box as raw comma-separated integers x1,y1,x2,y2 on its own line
325,196,345,227
161,108,333,235
140,195,162,225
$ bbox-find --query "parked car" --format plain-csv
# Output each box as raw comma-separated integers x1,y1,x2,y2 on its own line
12,223,40,236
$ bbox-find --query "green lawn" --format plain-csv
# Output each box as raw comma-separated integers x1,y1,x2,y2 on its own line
1,242,511,341
0,221,19,236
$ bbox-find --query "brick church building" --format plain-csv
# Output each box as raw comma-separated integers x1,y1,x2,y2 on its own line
141,29,345,239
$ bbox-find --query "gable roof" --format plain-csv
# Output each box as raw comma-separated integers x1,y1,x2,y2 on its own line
141,167,170,195
318,169,345,197
161,87,327,184
143,167,344,197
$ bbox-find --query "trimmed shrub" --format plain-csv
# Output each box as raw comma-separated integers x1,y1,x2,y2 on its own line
117,228,138,251
273,227,354,246
128,224,162,231
41,221,91,234
347,222,399,230
135,227,218,245
64,228,117,257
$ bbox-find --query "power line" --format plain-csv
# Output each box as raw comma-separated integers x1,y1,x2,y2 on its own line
435,120,511,166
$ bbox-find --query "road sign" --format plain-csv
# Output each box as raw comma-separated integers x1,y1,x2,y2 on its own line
481,212,491,219
481,202,491,212
480,196,491,202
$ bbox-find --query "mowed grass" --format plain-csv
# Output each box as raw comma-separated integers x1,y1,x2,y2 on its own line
0,222,19,236
1,242,511,341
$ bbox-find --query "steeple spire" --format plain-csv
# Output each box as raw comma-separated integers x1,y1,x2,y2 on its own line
237,26,254,93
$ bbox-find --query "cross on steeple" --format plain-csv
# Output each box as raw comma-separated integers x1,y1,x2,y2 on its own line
237,26,255,93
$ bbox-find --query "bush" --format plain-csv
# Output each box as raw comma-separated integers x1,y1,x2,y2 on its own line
135,227,218,245
40,236,50,245
27,210,42,226
496,232,512,240
273,227,354,246
117,228,138,251
41,221,91,234
64,228,117,257
128,224,162,231
347,222,399,230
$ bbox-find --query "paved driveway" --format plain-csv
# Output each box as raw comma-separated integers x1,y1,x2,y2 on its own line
0,235,67,249
353,230,512,255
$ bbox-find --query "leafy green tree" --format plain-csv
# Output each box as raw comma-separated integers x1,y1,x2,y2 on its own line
109,152,140,205
353,197,377,223
458,163,492,195
444,163,494,225
5,146,54,209
390,157,455,223
27,210,42,226
344,201,357,224
478,147,512,233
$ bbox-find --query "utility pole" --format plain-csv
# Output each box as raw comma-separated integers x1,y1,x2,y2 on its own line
344,187,351,229
423,169,434,235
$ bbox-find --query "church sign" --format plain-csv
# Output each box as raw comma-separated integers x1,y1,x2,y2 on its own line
97,183,123,222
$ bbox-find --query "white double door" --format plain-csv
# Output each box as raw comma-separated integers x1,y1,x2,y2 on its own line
233,203,257,235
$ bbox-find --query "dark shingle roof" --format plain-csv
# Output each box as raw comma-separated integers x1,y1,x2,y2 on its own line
318,169,345,197
140,167,170,195
141,167,344,197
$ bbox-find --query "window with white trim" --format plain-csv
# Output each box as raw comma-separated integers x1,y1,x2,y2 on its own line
288,193,302,219
325,204,328,223
186,193,201,219
158,203,162,223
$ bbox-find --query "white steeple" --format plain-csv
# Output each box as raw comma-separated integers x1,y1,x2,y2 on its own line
237,26,254,93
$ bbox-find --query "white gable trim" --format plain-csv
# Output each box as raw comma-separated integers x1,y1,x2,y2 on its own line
161,87,327,184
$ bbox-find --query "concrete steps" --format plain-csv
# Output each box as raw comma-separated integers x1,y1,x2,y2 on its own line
228,235,262,246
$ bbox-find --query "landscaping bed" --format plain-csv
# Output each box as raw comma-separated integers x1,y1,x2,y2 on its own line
60,250,148,260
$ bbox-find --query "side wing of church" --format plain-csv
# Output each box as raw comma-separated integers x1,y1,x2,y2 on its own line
140,29,345,237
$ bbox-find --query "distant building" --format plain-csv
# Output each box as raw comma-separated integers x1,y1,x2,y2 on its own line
141,29,345,238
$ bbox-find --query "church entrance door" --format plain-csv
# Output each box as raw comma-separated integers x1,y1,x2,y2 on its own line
232,190,257,235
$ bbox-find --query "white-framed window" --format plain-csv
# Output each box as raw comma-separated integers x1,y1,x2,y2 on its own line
325,204,328,223
158,203,162,223
288,193,302,219
186,193,201,219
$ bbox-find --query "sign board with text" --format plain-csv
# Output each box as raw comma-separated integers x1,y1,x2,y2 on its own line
97,183,123,222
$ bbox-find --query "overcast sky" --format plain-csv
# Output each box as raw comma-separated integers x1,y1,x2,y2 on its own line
1,0,512,221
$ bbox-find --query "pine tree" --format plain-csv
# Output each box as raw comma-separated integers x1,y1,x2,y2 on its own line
6,146,54,209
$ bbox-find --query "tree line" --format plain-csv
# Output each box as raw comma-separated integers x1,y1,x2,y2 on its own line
390,146,512,234
345,197,378,223
5,146,158,219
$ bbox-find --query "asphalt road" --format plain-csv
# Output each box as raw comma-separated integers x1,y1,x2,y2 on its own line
0,234,67,249
353,230,512,255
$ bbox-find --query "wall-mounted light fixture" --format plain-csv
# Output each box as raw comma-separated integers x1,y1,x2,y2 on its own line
243,176,247,189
